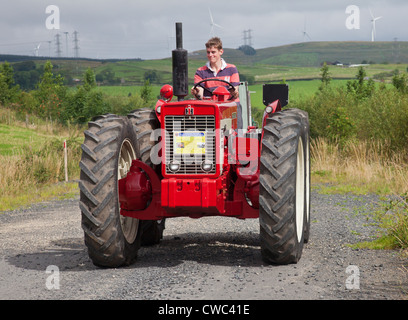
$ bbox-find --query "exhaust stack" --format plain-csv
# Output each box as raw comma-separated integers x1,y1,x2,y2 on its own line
172,22,188,101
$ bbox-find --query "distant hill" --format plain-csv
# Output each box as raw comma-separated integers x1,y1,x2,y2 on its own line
189,41,408,67
2,41,407,85
2,41,407,68
0,54,143,64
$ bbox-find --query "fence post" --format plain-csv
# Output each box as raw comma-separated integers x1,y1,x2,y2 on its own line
64,140,68,182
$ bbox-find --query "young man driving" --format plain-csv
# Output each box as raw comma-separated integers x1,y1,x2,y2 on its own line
191,37,243,128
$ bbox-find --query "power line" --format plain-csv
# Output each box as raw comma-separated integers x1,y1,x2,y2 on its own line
64,32,69,57
55,33,62,57
243,29,253,47
73,31,80,58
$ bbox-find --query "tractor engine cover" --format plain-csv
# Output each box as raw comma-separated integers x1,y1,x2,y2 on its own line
118,165,152,211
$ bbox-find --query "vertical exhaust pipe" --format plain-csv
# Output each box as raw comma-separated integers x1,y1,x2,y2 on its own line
172,22,188,101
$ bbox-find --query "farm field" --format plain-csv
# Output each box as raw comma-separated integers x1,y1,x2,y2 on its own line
97,80,332,108
97,78,392,110
93,59,407,85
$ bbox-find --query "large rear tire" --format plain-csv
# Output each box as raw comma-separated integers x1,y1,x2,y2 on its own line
259,109,308,264
284,109,311,243
127,108,165,246
80,114,142,268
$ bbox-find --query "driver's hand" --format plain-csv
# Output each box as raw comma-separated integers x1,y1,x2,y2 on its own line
229,87,239,100
191,86,203,100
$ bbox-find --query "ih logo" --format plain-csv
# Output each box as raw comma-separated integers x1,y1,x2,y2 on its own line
185,106,194,115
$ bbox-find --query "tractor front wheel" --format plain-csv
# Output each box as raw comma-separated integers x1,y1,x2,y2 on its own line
80,114,142,268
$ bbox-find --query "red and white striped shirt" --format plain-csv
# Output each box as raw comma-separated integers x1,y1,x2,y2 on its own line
194,59,240,98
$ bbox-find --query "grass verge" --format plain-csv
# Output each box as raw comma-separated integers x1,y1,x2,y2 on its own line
311,137,408,254
0,181,79,212
0,107,82,212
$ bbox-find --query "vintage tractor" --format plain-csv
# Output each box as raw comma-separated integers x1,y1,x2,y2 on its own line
79,23,310,268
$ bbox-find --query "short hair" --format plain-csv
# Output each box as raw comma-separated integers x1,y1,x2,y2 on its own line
206,37,223,50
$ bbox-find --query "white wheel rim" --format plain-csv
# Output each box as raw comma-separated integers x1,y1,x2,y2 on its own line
305,137,310,224
295,137,305,243
118,139,139,244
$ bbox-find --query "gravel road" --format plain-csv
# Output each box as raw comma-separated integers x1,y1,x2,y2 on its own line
0,188,407,301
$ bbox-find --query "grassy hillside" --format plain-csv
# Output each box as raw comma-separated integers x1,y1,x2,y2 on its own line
190,41,408,67
3,41,408,86
91,41,408,84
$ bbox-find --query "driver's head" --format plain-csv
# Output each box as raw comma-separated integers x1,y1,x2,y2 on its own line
206,37,223,51
205,37,224,65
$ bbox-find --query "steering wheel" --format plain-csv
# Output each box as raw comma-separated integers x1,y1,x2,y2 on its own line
193,78,236,100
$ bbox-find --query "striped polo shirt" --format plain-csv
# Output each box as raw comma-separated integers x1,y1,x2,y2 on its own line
194,59,240,98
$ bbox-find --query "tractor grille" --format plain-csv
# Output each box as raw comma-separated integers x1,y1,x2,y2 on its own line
165,115,216,175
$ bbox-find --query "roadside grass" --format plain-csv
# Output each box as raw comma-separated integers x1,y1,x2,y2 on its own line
0,107,82,212
311,137,408,254
310,138,408,195
348,194,408,257
0,181,78,212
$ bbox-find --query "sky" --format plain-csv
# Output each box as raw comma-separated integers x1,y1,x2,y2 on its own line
0,0,407,60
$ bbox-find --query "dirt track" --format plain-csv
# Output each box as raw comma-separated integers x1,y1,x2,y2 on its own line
0,189,407,301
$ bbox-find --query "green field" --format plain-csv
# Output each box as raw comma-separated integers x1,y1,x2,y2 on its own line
0,123,61,156
98,84,162,98
92,59,407,85
97,78,366,110
189,41,408,67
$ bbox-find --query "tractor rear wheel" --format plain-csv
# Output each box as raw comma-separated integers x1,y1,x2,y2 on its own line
80,114,142,267
259,109,308,264
284,109,311,243
127,108,165,246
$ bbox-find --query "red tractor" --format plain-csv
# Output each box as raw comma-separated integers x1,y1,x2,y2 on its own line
79,23,310,268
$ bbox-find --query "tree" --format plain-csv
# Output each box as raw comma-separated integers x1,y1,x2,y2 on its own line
140,79,152,104
37,61,65,92
96,68,120,85
319,62,331,91
346,66,374,99
1,62,16,88
64,68,109,124
392,73,408,94
0,62,20,104
83,68,96,91
144,70,161,84
0,74,8,105
238,45,256,56
34,61,66,119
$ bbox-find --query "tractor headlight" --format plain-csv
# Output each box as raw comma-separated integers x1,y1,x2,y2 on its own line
201,160,213,172
168,160,180,173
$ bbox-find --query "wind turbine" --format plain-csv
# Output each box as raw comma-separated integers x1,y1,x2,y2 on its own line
302,18,312,42
370,9,382,42
209,8,223,37
33,43,41,57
